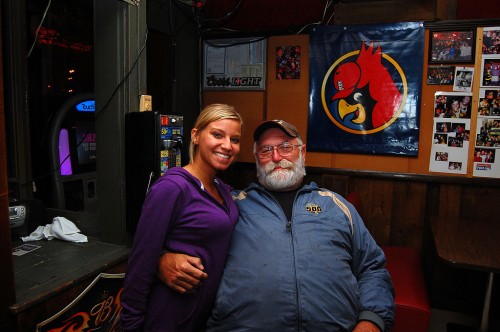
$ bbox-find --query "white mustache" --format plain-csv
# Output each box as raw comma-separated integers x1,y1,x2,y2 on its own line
264,159,294,174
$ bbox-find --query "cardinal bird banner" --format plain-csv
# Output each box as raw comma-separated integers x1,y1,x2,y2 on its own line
308,22,425,156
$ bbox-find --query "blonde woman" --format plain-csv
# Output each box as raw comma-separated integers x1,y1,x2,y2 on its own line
121,104,243,332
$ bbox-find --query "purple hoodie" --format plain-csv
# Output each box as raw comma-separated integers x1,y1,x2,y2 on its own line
121,167,239,332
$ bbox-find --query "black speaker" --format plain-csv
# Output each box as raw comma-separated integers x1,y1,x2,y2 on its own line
9,199,48,240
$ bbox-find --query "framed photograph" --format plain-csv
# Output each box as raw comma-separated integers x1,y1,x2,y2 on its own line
429,29,475,64
427,65,454,85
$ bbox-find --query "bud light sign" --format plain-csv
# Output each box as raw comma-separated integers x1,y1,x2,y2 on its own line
76,100,95,112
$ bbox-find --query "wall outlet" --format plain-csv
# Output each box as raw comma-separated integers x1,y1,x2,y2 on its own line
140,94,152,112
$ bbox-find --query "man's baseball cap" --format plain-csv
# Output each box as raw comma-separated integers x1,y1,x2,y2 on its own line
253,119,301,141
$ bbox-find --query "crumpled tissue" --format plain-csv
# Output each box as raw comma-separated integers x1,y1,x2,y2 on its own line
21,217,88,243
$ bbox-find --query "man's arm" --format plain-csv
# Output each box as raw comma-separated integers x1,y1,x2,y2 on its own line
157,252,208,293
348,207,395,331
353,237,395,331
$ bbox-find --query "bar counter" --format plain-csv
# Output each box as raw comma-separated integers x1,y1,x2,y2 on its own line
9,237,130,330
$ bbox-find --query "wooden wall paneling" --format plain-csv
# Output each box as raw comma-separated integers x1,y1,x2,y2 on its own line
219,162,257,190
464,27,484,176
349,177,393,245
202,91,265,163
390,181,427,250
438,183,462,222
0,92,15,331
459,184,500,220
322,175,348,197
0,6,16,329
456,0,500,19
266,35,310,135
334,0,438,25
436,0,458,20
302,173,348,198
410,29,435,175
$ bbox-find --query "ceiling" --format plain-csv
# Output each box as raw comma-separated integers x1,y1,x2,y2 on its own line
199,0,337,35
151,0,500,39
196,0,500,36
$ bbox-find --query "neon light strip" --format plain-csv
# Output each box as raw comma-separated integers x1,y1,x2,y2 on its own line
59,129,73,176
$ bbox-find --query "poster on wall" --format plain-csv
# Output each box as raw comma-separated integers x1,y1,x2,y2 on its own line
429,92,472,174
203,37,266,90
308,22,424,156
473,88,500,178
276,46,301,79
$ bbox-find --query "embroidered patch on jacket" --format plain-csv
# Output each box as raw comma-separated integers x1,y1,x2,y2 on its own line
306,203,322,214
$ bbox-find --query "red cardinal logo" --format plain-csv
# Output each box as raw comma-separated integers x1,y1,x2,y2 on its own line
330,42,403,131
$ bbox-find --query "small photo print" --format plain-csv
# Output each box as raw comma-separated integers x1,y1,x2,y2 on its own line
448,136,464,148
427,65,454,85
448,162,462,170
453,67,474,92
12,244,41,256
435,151,448,161
478,89,500,116
434,92,472,119
473,148,496,163
436,121,451,133
482,27,500,54
434,133,448,145
452,123,469,141
480,56,500,87
276,46,301,80
476,118,500,147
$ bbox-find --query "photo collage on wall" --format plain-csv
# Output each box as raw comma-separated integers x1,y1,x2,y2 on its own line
474,27,500,178
429,92,472,174
426,28,476,174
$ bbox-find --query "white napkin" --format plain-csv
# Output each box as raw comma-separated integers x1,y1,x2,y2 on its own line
51,217,88,242
21,225,46,241
21,217,88,243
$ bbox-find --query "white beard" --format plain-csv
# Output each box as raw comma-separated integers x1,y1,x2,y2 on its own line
256,153,306,191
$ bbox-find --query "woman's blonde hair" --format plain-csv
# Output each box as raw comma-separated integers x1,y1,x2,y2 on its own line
189,104,243,163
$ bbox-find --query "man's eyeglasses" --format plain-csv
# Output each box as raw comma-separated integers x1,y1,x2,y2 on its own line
256,142,303,159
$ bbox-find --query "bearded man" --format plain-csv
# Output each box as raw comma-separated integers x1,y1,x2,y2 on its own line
158,120,395,332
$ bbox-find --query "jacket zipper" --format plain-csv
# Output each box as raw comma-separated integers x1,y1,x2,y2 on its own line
260,187,303,330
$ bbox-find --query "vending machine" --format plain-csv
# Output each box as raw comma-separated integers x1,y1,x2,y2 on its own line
48,92,97,213
125,111,184,235
159,114,184,176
